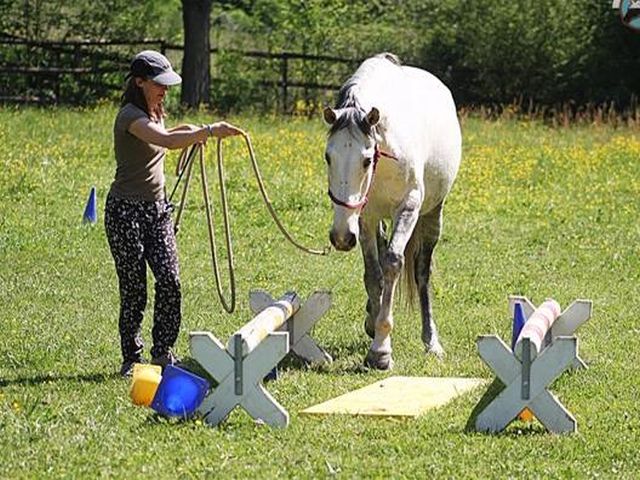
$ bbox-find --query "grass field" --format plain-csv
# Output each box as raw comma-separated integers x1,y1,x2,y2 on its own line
1,106,639,478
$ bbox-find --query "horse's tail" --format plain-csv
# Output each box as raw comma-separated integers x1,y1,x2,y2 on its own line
401,205,442,310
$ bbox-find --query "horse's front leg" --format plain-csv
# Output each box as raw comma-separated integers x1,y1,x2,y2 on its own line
359,216,384,339
365,189,422,370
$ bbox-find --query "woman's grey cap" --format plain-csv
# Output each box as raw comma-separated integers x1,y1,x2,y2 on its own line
129,50,182,86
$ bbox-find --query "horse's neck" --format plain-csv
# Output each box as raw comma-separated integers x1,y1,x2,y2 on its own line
348,61,386,104
352,66,402,136
348,60,419,166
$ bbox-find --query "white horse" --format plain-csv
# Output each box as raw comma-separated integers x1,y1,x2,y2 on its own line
323,53,461,370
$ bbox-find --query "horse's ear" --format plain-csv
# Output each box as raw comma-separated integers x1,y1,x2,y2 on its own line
323,107,337,125
366,107,380,126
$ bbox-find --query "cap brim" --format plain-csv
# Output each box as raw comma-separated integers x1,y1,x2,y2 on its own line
151,70,182,86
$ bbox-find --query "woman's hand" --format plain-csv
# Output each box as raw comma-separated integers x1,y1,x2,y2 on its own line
207,121,245,139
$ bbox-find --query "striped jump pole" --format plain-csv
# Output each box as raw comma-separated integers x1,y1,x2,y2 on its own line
509,296,592,369
189,290,332,428
474,296,592,434
513,299,561,362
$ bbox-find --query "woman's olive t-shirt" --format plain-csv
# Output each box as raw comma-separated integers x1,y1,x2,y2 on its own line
109,103,166,201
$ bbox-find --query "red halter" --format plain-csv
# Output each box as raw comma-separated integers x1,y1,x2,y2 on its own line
327,144,397,211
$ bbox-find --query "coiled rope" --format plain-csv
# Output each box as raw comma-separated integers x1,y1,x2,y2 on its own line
168,133,330,313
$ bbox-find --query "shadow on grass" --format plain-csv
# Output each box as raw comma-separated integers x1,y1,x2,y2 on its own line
142,412,195,428
464,377,504,432
178,349,371,385
0,371,119,387
280,338,377,376
177,335,373,383
463,377,548,436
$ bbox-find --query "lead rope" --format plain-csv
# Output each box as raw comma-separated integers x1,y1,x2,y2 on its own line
241,132,329,256
202,140,235,313
170,133,330,314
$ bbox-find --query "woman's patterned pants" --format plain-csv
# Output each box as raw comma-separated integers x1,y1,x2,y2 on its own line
104,193,181,362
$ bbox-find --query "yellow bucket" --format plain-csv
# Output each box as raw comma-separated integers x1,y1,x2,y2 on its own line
130,363,162,407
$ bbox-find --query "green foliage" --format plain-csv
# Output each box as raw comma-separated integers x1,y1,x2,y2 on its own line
0,0,184,104
0,0,183,41
211,50,273,113
210,0,640,112
1,0,639,111
1,106,640,477
416,0,633,106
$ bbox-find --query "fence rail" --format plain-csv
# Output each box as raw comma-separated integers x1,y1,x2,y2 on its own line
1,37,357,63
0,67,122,74
0,36,358,111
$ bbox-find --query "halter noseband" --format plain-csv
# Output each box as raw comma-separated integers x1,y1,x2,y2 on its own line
327,144,397,211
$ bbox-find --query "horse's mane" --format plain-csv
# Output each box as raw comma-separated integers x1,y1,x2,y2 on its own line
328,53,401,137
329,86,372,137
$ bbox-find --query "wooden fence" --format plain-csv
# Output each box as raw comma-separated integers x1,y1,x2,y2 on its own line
0,36,358,112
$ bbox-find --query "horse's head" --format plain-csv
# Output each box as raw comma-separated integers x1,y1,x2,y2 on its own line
323,106,380,251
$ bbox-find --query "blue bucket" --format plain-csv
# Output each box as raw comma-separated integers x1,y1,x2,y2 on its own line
150,365,210,418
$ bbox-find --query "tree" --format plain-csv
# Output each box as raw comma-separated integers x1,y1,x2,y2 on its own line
181,0,212,108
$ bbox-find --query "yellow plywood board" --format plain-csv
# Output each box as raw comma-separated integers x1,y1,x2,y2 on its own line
301,376,486,417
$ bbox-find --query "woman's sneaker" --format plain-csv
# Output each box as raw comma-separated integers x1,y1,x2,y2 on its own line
151,351,180,370
120,356,145,377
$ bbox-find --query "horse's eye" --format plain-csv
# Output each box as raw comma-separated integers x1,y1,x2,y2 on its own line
325,153,331,166
363,157,372,168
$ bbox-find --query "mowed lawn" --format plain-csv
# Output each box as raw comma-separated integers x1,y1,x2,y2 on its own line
1,106,639,478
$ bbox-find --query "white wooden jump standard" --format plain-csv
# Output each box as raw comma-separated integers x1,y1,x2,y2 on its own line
190,290,332,428
475,297,592,434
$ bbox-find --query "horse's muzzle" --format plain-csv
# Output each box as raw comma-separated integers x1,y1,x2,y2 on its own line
329,229,357,251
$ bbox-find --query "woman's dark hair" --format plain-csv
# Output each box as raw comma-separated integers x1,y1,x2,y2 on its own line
120,77,165,121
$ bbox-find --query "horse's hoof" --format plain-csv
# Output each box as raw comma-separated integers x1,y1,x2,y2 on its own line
364,350,394,370
364,318,375,339
425,341,445,360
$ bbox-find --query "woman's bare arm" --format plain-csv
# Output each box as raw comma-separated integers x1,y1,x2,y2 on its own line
129,119,245,150
129,119,208,150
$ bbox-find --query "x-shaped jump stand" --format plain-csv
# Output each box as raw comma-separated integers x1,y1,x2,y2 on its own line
475,297,592,434
190,291,332,428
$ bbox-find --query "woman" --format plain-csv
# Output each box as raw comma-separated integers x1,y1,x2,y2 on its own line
105,50,243,376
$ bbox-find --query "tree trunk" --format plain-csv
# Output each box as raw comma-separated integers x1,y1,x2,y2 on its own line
181,0,212,108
